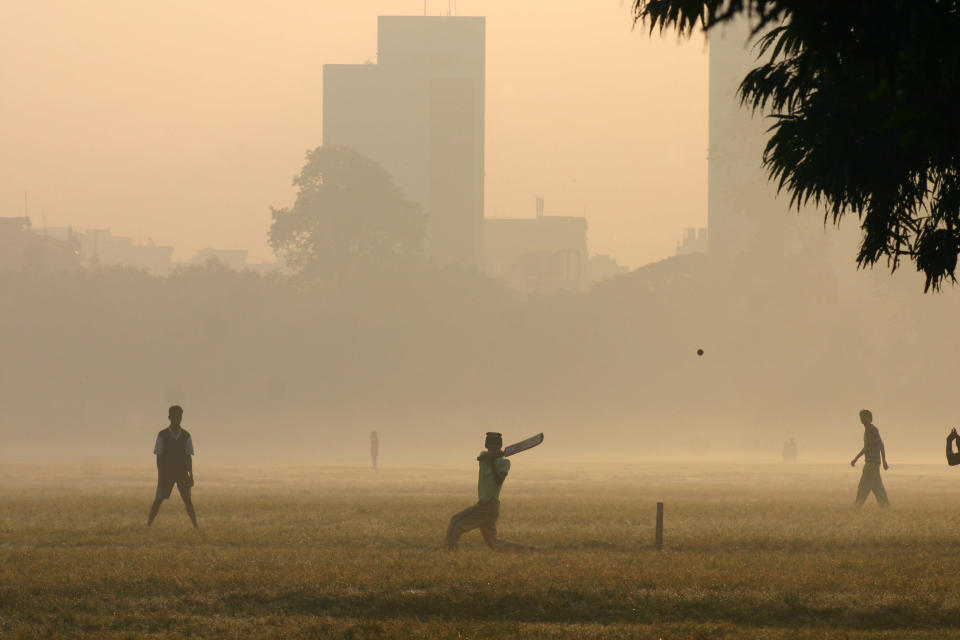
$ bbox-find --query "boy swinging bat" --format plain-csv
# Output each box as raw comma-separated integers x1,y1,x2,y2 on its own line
445,432,542,551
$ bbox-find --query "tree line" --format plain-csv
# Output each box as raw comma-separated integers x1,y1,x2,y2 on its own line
2,248,957,458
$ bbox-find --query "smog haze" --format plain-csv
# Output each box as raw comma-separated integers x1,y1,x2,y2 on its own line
1,0,707,267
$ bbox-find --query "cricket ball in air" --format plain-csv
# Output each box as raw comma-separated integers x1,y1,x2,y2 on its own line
696,348,704,356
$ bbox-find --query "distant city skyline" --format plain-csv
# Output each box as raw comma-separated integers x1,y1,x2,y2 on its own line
0,1,708,268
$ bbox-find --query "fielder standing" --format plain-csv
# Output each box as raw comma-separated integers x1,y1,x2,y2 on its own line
147,405,199,528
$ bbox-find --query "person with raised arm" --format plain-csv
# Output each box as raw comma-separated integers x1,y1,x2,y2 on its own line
945,428,960,466
445,432,533,552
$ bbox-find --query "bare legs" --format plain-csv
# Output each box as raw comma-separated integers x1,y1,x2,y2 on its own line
147,498,162,526
182,493,199,528
446,500,534,552
854,463,890,508
148,483,198,528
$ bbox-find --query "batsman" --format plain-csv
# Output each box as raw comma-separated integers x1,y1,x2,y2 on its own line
445,431,540,552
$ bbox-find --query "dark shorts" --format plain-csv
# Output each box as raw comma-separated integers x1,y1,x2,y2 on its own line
156,474,192,500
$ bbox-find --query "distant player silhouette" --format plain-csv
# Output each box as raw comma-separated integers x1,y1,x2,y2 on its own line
782,437,798,462
945,428,960,465
850,409,890,508
147,405,199,528
445,432,532,552
370,430,379,471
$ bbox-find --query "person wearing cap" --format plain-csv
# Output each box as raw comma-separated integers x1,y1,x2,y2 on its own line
850,409,890,508
147,405,199,528
445,432,531,551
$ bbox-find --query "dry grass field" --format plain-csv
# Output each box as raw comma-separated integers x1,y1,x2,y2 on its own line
3,459,960,639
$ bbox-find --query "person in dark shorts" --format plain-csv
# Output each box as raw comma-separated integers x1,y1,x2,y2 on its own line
850,409,890,507
147,405,198,528
445,432,532,552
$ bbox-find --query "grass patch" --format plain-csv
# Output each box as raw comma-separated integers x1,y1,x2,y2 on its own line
1,461,959,638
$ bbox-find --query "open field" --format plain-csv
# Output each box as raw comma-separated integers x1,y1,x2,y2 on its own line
3,460,960,639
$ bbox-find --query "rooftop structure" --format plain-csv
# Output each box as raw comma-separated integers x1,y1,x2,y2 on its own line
484,199,588,293
676,227,708,256
0,217,81,272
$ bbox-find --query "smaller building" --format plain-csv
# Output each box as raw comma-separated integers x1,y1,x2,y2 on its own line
246,260,285,275
188,249,283,274
484,199,588,293
191,248,248,271
0,217,82,272
676,227,708,256
84,230,174,273
38,227,174,273
588,253,629,285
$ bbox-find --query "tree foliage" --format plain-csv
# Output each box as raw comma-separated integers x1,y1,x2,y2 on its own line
5,255,960,451
269,146,425,278
634,0,960,291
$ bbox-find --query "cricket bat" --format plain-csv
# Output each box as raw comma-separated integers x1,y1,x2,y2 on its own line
503,433,544,457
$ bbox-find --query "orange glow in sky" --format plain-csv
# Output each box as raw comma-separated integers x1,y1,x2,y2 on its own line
1,1,707,266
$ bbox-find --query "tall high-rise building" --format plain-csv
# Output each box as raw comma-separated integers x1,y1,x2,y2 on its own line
708,19,785,260
323,16,485,266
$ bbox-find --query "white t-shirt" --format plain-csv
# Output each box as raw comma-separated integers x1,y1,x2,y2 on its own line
154,427,195,456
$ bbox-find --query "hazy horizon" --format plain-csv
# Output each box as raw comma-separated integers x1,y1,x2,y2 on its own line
1,0,708,267
4,6,959,638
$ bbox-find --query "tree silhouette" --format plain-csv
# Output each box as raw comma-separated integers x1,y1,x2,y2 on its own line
634,0,960,291
269,146,425,278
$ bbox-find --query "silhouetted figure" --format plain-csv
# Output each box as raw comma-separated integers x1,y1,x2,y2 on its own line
946,428,960,465
445,432,533,552
850,409,890,508
147,405,198,528
370,430,379,470
782,437,798,462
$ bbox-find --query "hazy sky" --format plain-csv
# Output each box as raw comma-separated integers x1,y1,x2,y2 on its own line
1,1,707,266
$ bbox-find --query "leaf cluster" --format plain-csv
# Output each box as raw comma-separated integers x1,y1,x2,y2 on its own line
634,0,960,291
